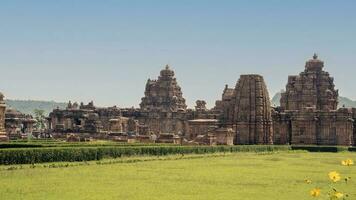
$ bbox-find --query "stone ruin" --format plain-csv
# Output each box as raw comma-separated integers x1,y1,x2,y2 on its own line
273,54,354,146
18,55,356,146
280,54,338,111
5,108,36,139
0,92,8,141
140,65,187,112
48,101,121,136
0,93,37,141
137,65,189,135
214,75,273,144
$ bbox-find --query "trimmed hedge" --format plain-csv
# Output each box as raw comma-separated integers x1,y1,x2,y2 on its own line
291,145,349,152
349,147,356,152
0,142,178,149
0,143,44,149
0,145,291,165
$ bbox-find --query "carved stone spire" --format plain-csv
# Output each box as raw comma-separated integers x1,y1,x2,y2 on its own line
140,65,187,112
313,53,318,60
281,55,338,111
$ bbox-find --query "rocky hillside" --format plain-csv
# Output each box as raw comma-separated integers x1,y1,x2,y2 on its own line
271,92,356,108
5,100,66,116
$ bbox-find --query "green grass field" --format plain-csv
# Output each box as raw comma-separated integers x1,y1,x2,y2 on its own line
0,152,355,200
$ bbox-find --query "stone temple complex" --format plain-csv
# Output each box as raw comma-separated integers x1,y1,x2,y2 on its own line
1,54,355,146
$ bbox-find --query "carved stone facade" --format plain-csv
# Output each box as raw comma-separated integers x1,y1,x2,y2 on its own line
44,55,355,146
273,55,354,146
140,65,187,112
5,108,36,139
280,54,338,111
215,75,273,144
138,65,189,135
0,92,8,141
48,101,121,135
187,119,219,140
109,117,139,134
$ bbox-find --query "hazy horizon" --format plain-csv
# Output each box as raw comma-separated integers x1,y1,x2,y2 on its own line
1,0,356,108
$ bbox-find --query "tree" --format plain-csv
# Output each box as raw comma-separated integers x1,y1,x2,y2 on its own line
33,109,46,131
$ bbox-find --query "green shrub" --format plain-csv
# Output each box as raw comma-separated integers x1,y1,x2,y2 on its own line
0,145,291,165
348,147,356,152
291,145,349,152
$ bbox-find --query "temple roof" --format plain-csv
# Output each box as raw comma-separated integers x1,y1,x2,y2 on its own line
305,53,324,71
160,64,175,78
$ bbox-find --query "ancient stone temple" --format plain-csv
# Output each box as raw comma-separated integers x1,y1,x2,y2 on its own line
273,55,354,146
140,65,187,112
138,65,188,134
0,92,8,141
231,75,273,144
214,84,235,121
280,54,338,111
5,108,37,139
48,101,121,135
215,75,273,144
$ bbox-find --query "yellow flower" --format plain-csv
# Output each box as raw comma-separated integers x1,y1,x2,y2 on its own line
310,188,321,197
331,192,344,199
341,159,354,166
328,171,341,183
304,179,312,184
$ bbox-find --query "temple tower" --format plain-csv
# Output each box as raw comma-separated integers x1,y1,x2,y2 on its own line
228,75,273,144
139,65,188,134
140,65,187,112
0,92,8,141
280,54,338,111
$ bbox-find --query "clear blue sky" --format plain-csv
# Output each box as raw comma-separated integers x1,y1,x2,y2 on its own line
0,0,355,108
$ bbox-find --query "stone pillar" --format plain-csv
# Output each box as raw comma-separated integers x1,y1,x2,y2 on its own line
0,92,8,141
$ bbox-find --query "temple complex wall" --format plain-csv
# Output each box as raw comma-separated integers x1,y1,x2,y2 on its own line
187,119,219,140
48,102,121,134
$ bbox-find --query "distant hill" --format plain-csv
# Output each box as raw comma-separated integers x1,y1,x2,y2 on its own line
271,92,356,108
338,96,356,108
5,100,66,116
271,92,282,107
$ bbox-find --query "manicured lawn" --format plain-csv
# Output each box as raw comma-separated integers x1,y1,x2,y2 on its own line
0,152,355,200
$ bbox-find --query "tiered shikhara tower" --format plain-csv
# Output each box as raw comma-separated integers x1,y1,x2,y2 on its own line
280,54,338,111
273,54,354,146
139,65,188,134
215,75,273,144
230,75,273,144
0,92,8,141
140,65,187,112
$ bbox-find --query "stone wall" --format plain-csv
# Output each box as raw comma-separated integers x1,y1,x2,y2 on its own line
187,119,219,140
48,102,121,134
